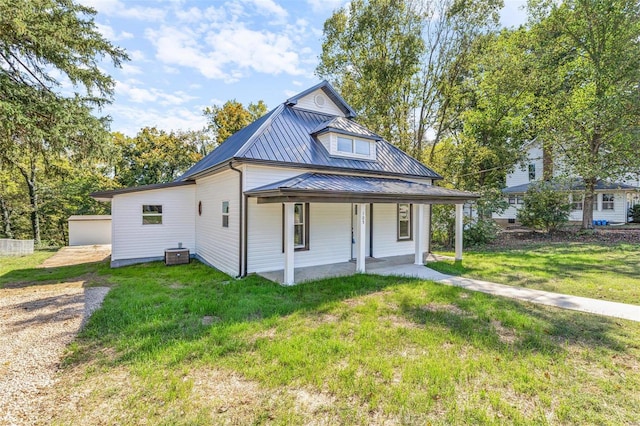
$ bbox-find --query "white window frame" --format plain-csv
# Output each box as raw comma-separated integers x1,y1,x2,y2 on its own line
222,201,230,228
397,203,412,241
142,205,163,225
528,164,536,181
330,133,376,160
571,195,583,211
602,193,615,210
294,203,306,249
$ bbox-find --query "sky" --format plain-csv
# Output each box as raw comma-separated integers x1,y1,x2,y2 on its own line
80,0,528,136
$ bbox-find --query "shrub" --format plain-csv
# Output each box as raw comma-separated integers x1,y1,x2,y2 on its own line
629,204,640,223
517,180,571,233
464,218,500,247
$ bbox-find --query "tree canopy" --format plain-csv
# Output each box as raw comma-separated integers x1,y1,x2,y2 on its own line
203,99,268,145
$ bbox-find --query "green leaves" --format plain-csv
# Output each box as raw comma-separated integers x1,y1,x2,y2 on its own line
203,99,268,145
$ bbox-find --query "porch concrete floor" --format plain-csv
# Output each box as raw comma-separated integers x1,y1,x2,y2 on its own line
257,253,450,285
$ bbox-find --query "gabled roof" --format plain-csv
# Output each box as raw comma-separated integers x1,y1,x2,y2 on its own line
503,179,639,194
179,82,441,181
285,80,357,118
245,172,478,204
310,116,381,140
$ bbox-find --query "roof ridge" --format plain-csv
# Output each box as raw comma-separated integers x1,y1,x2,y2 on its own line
235,103,285,158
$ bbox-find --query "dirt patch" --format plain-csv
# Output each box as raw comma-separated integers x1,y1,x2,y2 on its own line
420,303,469,316
39,245,111,268
489,228,640,250
383,314,422,329
490,319,517,344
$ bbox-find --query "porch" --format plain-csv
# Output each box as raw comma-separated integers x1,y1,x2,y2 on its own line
258,254,451,285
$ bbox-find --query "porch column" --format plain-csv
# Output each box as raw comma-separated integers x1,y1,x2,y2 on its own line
414,204,425,265
455,203,463,261
283,202,295,285
356,203,367,273
425,204,431,258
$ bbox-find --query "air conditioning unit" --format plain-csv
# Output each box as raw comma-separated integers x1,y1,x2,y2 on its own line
164,248,190,265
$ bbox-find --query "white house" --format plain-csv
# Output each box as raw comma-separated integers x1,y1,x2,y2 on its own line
92,82,478,284
494,144,640,225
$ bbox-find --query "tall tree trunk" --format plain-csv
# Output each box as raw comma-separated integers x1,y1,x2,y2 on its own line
0,194,14,238
542,141,553,181
582,177,596,230
19,163,41,244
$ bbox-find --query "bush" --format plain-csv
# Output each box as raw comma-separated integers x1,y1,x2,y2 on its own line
517,180,572,233
629,204,640,223
431,205,455,247
464,219,500,247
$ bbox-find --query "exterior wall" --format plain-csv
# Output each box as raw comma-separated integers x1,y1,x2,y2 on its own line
195,170,240,276
293,88,345,117
68,216,111,246
371,204,416,258
506,145,543,187
111,186,195,263
247,199,351,273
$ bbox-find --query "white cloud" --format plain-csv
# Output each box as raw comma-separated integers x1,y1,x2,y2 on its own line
146,23,304,80
120,63,143,75
95,23,134,41
81,0,166,21
129,50,146,62
306,0,345,13
116,80,197,106
243,0,288,21
106,104,208,135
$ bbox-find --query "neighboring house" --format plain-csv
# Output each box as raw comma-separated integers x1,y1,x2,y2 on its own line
92,81,477,284
494,144,640,225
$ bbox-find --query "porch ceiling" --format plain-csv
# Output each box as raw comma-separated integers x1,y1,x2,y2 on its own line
245,172,479,204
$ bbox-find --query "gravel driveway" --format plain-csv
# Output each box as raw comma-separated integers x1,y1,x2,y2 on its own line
0,252,110,425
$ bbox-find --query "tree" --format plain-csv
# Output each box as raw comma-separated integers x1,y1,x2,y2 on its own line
517,180,572,233
0,0,127,243
528,0,640,229
203,99,268,145
317,0,424,152
113,128,204,187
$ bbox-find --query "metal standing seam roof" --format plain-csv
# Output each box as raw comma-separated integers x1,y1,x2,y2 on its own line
310,116,381,140
246,172,478,200
178,81,442,181
503,180,639,194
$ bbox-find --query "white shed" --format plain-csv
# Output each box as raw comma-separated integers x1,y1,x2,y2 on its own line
68,215,112,246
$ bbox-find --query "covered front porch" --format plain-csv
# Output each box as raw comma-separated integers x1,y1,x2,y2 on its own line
245,173,478,285
258,253,450,284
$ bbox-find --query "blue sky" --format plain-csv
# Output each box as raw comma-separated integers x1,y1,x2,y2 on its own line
81,0,528,136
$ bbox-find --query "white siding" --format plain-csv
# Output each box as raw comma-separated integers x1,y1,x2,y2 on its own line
247,200,351,273
111,186,195,261
68,217,111,246
371,204,415,258
506,145,543,187
195,170,240,276
571,192,627,223
244,165,301,190
293,88,345,117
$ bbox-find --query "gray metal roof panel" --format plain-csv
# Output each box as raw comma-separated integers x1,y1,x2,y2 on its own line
503,179,639,193
247,172,477,198
310,117,381,140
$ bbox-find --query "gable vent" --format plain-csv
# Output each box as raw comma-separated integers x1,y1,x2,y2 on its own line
314,94,326,107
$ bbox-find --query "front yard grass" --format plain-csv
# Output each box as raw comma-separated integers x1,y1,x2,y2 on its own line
428,243,640,305
9,257,631,424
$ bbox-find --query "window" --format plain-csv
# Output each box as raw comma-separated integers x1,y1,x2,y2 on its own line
397,203,412,240
593,195,598,211
142,205,162,225
508,218,516,224
337,136,372,156
508,196,516,205
571,195,583,211
222,201,229,227
528,164,536,181
516,196,524,205
602,194,615,210
282,203,310,251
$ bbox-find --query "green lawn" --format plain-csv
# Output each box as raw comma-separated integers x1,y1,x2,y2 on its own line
2,250,640,424
428,243,640,305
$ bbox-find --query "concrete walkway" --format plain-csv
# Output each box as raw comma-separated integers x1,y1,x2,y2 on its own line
372,263,640,323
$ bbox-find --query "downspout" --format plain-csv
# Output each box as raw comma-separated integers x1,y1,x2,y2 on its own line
228,161,243,278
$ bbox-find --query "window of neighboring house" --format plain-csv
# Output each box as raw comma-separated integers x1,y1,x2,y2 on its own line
397,203,412,240
337,136,372,156
508,196,516,205
142,205,162,225
528,164,536,181
282,203,310,251
571,195,583,211
222,201,229,227
602,193,615,210
593,194,598,211
516,196,524,205
508,218,516,224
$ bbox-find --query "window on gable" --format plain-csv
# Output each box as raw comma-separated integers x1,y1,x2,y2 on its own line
222,201,229,227
337,136,372,156
528,164,536,181
602,194,614,210
142,205,162,225
397,203,412,241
